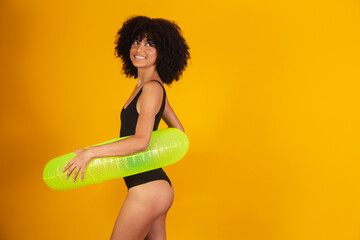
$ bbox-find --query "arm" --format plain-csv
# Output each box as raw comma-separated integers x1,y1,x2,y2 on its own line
87,81,163,158
162,96,185,133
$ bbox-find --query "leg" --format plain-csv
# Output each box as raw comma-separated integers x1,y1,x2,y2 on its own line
110,191,154,240
110,180,174,240
144,213,167,240
145,182,174,240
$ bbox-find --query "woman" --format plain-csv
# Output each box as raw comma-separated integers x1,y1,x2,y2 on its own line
63,16,190,239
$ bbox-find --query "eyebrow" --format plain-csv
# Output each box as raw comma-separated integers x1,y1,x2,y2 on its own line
134,38,155,44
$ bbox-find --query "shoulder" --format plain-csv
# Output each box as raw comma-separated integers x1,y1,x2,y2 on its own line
142,81,164,95
139,81,164,111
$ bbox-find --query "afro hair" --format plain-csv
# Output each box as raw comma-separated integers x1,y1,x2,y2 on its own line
114,16,190,85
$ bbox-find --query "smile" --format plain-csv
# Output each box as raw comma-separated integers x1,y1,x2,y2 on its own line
134,55,146,60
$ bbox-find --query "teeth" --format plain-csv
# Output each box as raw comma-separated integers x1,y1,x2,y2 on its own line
135,55,146,59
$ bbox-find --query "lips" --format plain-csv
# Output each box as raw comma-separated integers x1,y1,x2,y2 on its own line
134,55,146,60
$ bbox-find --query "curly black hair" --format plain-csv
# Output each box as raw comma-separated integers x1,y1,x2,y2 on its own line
114,16,190,85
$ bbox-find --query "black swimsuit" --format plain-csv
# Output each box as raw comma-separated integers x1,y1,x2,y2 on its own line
120,80,172,190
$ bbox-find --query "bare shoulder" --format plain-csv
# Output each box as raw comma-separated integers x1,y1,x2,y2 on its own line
142,81,163,94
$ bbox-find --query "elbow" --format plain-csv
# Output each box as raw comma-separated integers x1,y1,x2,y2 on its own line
136,137,150,152
139,143,149,152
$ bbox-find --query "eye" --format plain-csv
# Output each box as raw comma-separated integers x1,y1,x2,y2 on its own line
133,40,139,45
145,42,155,47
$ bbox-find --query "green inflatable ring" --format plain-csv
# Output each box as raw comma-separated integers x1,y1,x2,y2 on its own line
43,128,189,191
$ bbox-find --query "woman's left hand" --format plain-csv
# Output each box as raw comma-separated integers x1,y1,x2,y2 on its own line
62,148,94,182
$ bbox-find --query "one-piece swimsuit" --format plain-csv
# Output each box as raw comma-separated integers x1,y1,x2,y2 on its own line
120,80,172,190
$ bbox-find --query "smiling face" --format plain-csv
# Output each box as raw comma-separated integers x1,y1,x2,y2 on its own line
129,35,158,69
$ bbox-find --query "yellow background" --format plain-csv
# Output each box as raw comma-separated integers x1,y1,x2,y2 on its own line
1,0,359,239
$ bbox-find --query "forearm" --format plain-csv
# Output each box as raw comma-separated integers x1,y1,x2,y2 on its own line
87,136,147,159
163,117,185,133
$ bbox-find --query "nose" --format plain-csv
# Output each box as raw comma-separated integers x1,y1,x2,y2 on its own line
136,43,145,52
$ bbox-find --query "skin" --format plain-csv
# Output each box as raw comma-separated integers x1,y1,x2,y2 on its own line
62,36,184,239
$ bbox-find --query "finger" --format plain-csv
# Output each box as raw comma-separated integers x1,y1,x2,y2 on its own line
81,162,90,182
73,167,80,183
66,165,76,179
63,161,74,173
81,169,85,182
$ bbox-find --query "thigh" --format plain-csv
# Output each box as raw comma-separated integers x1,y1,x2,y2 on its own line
110,180,174,240
145,182,175,240
110,190,155,240
144,213,167,240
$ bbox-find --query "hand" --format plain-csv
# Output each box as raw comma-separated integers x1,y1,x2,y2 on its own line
62,148,94,183
73,148,86,154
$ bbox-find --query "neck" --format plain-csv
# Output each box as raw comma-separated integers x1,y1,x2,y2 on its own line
136,65,161,87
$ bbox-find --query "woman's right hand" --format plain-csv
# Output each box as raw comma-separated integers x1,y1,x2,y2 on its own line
73,149,86,154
